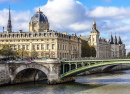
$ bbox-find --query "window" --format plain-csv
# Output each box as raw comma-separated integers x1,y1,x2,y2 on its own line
47,39,49,41
41,44,44,50
37,45,39,50
33,45,35,50
18,45,21,49
58,44,59,50
47,44,49,49
23,45,25,50
27,45,29,50
14,45,17,50
41,39,44,41
52,39,54,41
52,44,55,49
63,45,64,50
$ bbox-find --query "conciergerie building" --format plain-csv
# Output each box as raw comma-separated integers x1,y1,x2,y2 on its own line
0,8,82,59
80,19,126,59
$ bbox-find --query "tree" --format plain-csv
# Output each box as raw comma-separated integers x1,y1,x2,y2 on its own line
81,39,96,57
0,44,16,59
31,49,38,59
127,52,130,57
81,39,90,57
90,45,96,57
16,49,28,59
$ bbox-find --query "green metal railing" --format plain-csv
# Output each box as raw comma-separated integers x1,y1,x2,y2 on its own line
60,59,130,78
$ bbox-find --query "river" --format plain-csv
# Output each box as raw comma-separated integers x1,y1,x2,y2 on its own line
1,70,130,94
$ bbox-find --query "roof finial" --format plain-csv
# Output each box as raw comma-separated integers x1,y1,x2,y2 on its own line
93,16,96,25
39,3,40,12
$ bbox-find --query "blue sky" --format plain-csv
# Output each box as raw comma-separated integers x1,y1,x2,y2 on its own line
0,0,130,54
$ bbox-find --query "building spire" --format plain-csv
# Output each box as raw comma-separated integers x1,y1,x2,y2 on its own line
39,3,40,12
7,5,12,32
93,16,96,25
93,16,96,29
110,32,114,44
115,33,117,44
118,32,122,44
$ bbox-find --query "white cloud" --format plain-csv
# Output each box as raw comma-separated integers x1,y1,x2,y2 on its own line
0,9,31,32
89,6,130,19
34,0,90,33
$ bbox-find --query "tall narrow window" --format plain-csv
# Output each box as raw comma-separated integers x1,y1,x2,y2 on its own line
14,45,17,50
41,44,44,50
52,44,55,49
23,45,25,50
27,45,29,50
37,45,39,50
33,45,35,50
18,45,21,49
47,44,49,49
58,44,59,50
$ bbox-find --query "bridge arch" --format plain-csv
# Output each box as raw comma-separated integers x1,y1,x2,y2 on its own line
11,65,49,84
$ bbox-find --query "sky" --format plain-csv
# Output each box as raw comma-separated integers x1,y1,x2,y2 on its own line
0,0,130,54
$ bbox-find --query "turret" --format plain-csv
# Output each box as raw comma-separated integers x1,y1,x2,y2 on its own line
110,32,114,44
118,33,122,44
114,33,117,44
90,18,99,46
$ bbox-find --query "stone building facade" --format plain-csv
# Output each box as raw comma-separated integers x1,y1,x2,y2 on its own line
0,8,81,59
80,19,126,59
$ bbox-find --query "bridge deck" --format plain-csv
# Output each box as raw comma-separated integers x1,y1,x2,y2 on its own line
60,59,130,78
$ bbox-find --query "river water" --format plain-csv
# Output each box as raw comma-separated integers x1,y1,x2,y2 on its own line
1,70,130,94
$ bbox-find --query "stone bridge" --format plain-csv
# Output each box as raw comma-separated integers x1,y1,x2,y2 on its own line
0,59,130,85
0,59,75,85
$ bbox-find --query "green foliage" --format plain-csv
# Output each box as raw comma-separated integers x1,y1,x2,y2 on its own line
31,49,38,59
0,44,16,58
81,39,90,57
127,52,130,57
90,45,96,57
81,39,96,57
16,49,28,59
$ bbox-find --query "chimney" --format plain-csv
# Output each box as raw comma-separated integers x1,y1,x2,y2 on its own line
19,30,22,33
